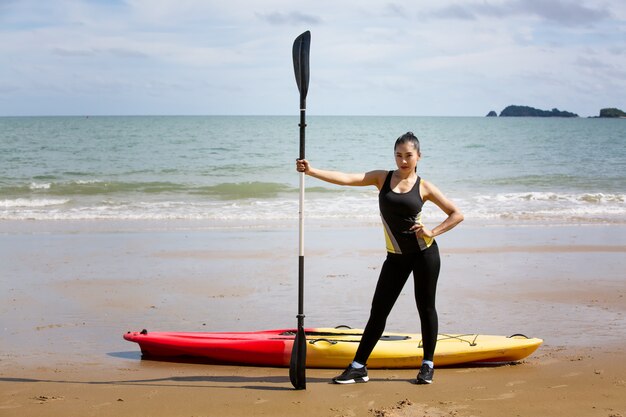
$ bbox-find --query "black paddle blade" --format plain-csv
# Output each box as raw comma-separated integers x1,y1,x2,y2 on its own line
289,326,307,389
292,31,310,100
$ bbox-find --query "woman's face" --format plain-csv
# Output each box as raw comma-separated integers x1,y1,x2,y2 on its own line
394,142,421,173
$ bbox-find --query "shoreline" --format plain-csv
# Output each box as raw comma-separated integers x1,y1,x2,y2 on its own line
1,219,625,416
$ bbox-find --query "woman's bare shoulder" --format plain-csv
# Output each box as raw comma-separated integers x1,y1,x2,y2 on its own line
366,170,390,189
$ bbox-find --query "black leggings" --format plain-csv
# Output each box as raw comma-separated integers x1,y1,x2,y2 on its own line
354,242,441,364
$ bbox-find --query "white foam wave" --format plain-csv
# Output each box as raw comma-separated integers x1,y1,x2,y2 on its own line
476,192,625,204
1,198,70,208
463,192,626,223
74,180,103,184
29,182,51,190
1,192,624,223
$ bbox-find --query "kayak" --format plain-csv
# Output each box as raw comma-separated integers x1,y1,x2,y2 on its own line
123,327,542,368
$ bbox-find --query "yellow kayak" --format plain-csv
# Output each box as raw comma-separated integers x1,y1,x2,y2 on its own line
303,328,543,368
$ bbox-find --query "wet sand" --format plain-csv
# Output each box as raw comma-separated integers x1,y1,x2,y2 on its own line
1,220,625,416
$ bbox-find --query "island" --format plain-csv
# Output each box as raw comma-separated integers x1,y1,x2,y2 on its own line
599,108,626,118
486,105,624,118
499,105,578,117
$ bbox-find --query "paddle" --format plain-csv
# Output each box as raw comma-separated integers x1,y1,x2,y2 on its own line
289,30,310,390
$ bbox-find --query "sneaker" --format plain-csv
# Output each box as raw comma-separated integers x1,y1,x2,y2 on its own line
332,365,369,384
415,363,434,384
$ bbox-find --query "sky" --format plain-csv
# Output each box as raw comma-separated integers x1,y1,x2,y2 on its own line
0,0,624,117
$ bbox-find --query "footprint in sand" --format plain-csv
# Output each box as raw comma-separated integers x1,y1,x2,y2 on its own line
330,408,357,417
477,392,517,401
371,400,452,417
1,391,24,410
506,380,526,387
32,395,64,404
143,389,159,399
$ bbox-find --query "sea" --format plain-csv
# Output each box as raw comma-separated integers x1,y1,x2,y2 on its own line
1,116,624,226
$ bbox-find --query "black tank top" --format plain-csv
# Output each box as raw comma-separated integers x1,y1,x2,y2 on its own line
379,171,434,254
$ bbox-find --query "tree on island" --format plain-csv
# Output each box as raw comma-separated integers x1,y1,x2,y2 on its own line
499,105,578,117
599,108,626,118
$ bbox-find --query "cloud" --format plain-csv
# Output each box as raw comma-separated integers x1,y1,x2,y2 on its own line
430,0,612,26
52,47,149,59
430,4,479,20
383,3,410,19
518,0,611,25
256,11,322,26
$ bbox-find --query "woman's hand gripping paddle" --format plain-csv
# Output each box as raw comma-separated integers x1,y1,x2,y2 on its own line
290,30,310,390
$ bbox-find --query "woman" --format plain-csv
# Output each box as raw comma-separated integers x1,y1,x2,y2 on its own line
296,132,464,385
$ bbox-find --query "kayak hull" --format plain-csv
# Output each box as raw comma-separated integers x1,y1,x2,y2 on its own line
123,327,542,369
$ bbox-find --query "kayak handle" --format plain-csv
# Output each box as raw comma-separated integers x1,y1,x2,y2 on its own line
308,338,338,345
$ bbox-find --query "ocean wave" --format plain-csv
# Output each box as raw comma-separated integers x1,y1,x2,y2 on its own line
191,182,296,199
47,180,184,195
1,198,70,208
462,192,626,223
579,193,624,203
2,180,298,199
29,182,51,190
475,192,625,204
0,196,375,221
487,174,625,190
1,191,624,224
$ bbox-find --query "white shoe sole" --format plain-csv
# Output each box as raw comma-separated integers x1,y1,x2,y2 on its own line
332,376,369,384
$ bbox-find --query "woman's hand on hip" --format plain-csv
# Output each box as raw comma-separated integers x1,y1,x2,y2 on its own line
411,223,434,239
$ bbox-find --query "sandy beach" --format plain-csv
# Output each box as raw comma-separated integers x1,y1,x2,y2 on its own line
1,220,625,416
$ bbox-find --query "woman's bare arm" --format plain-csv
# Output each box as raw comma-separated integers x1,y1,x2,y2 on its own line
296,159,387,189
